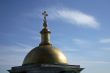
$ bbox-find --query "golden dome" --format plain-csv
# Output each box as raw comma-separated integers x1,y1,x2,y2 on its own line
22,11,68,65
23,45,67,65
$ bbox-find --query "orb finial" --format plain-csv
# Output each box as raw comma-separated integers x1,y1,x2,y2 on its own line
42,11,48,28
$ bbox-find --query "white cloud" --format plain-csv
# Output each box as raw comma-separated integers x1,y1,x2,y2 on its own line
0,43,34,65
0,43,33,55
63,48,78,52
23,8,100,29
99,38,110,43
80,60,110,64
48,8,100,29
100,48,110,51
71,38,96,50
72,60,110,66
72,38,87,44
72,38,91,46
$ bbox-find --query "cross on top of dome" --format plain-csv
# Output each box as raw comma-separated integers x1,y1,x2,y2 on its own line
42,11,48,19
42,11,48,28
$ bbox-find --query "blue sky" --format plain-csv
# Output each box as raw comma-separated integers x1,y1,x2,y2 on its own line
0,0,110,73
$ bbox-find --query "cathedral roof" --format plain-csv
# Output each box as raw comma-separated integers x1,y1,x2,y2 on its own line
22,11,67,65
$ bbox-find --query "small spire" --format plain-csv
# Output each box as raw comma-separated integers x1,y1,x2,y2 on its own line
39,11,51,46
42,11,48,28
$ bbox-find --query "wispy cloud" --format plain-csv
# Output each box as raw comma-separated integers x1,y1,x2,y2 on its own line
72,38,92,48
0,42,34,65
23,7,100,29
48,8,100,29
72,38,88,45
99,38,110,43
69,54,110,67
20,26,41,41
74,60,110,65
100,47,110,51
0,43,33,57
63,48,78,52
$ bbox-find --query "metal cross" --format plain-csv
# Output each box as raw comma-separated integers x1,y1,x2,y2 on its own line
42,11,48,28
42,11,48,21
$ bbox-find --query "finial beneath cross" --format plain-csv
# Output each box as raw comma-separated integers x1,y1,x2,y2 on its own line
42,11,48,28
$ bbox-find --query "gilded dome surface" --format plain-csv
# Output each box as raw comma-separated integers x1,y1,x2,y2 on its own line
23,45,67,65
22,11,68,65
